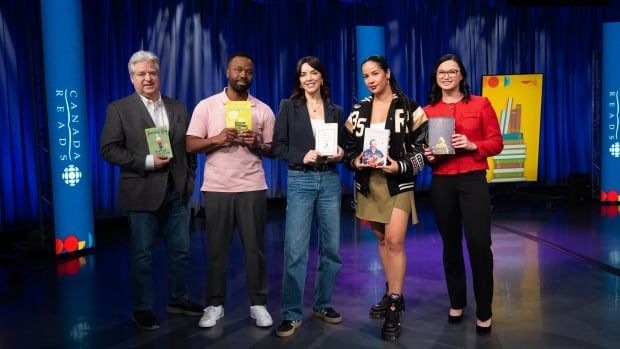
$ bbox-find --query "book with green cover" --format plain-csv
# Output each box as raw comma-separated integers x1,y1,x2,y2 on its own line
226,101,253,131
145,126,173,158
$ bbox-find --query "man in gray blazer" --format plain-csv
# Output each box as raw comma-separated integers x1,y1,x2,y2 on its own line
100,50,203,330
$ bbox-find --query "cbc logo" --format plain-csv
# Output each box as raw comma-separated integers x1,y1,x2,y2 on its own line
62,164,82,187
610,142,620,158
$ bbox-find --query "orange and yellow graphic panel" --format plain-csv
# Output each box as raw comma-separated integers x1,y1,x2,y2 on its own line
482,74,543,183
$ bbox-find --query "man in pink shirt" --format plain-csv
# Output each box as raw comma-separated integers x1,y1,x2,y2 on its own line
186,52,275,329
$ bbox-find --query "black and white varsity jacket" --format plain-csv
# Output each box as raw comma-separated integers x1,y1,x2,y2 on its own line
343,95,428,197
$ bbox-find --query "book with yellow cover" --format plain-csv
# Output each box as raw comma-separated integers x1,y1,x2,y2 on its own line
145,126,173,158
226,101,253,131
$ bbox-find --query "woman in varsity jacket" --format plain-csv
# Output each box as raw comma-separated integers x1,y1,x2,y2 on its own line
343,55,427,341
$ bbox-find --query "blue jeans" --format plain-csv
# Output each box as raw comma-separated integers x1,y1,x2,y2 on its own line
281,169,342,320
128,188,190,311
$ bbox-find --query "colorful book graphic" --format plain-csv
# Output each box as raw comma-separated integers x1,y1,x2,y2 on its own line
145,126,174,158
225,101,253,131
491,97,526,183
428,116,455,155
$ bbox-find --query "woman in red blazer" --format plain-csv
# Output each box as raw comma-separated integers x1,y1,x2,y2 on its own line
423,54,503,336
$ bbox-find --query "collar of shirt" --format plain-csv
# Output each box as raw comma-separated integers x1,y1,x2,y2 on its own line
138,93,168,127
218,87,257,107
138,93,162,109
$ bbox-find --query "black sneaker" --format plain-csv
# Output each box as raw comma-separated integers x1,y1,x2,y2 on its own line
275,320,302,337
166,299,204,316
313,307,343,324
133,310,159,330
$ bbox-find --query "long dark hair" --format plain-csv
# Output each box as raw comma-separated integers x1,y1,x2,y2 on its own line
361,55,415,113
289,56,331,103
428,53,471,105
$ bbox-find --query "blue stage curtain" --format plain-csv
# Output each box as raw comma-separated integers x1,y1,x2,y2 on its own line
0,1,46,231
1,0,618,229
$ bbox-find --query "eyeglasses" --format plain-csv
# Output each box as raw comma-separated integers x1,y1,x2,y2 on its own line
436,70,459,78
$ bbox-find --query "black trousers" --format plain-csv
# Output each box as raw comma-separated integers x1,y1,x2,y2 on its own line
430,171,493,321
203,190,268,306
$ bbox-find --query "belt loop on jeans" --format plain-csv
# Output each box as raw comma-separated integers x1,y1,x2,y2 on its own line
288,163,334,172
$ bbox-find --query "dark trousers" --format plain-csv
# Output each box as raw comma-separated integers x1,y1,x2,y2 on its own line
128,187,190,311
430,171,493,321
203,190,268,306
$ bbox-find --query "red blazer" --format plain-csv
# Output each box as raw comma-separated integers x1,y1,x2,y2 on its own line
423,95,503,175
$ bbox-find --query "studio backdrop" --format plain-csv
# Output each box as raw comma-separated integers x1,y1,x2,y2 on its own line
0,0,612,231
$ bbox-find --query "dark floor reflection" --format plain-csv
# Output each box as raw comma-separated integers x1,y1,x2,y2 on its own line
1,195,619,348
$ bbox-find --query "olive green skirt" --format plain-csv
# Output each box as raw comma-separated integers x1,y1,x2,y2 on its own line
356,170,419,224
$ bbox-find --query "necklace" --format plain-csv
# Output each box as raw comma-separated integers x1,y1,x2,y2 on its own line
307,99,322,113
310,103,322,112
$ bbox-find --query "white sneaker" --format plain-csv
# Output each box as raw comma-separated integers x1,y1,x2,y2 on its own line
250,305,273,327
198,305,224,328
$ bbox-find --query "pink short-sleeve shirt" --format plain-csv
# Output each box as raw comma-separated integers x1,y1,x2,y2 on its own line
187,89,275,192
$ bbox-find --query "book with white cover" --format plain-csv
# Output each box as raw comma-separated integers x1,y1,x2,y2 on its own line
315,123,339,156
362,128,390,165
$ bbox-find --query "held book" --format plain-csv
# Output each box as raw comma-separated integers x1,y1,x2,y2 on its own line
362,128,390,166
225,101,253,131
428,116,455,155
145,126,173,158
315,123,339,156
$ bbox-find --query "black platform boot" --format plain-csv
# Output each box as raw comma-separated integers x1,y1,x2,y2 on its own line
381,294,403,341
370,283,405,319
369,282,388,318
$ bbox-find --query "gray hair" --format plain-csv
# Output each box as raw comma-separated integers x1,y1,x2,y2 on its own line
127,50,160,75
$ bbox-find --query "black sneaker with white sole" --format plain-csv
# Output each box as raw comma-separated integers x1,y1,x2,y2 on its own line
313,307,343,324
275,320,302,337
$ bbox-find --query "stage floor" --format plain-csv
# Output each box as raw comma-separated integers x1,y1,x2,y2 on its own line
1,195,619,348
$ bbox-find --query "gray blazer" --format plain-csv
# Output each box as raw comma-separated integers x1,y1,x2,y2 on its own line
100,93,196,211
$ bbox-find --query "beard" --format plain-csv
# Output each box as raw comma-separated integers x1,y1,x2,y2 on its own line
229,79,252,94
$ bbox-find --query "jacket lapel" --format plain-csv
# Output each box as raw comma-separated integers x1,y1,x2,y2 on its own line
325,103,338,124
162,97,176,139
295,102,315,142
131,93,157,128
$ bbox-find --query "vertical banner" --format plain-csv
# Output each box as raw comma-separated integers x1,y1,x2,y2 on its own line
355,26,385,100
601,23,620,203
482,74,543,183
40,0,94,254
